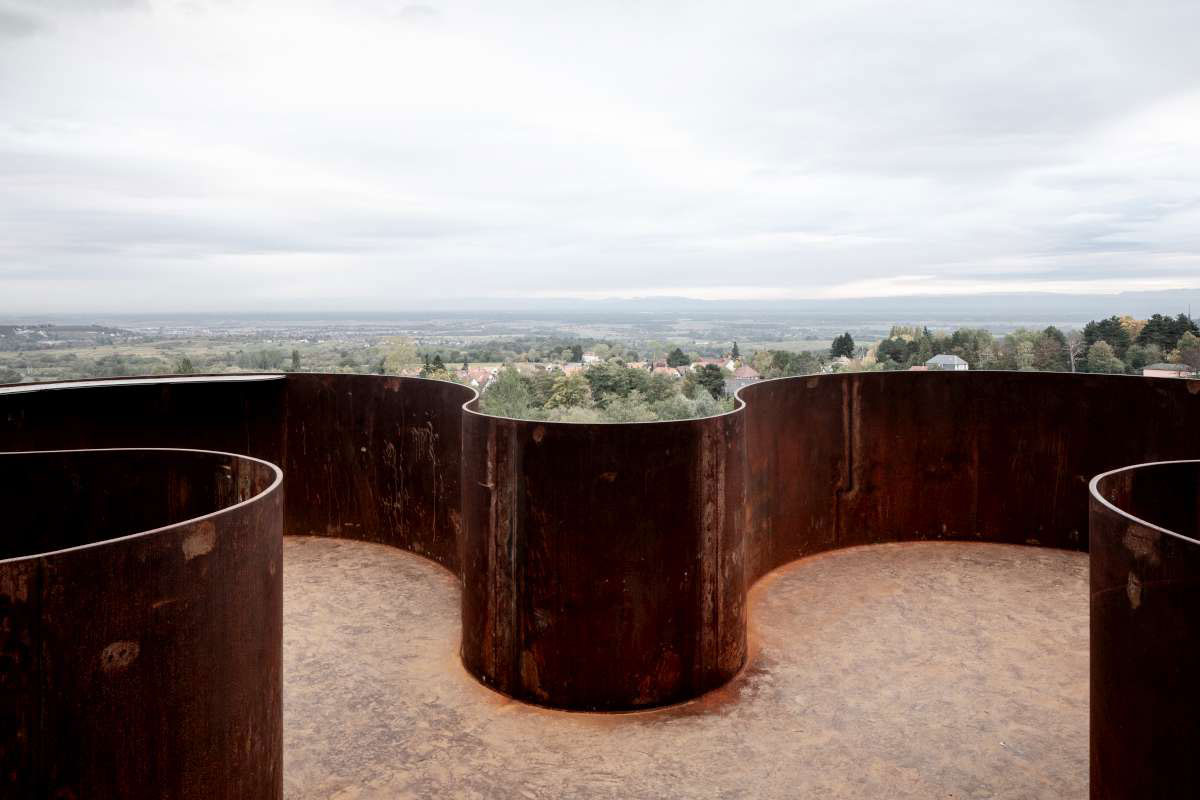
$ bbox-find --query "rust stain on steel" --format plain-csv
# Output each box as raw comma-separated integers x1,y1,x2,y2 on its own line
1090,460,1200,800
1,372,1200,786
280,373,470,571
461,403,748,710
0,448,283,799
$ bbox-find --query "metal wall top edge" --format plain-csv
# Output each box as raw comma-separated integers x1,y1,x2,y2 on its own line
0,447,284,566
1088,459,1200,548
0,373,287,394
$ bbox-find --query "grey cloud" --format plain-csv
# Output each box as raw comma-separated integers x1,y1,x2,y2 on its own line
399,4,438,20
7,0,145,11
1,0,1199,311
0,8,40,37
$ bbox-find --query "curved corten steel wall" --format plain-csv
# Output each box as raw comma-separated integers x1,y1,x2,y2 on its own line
0,375,286,461
460,405,746,710
0,374,473,571
1090,460,1200,800
2,371,1200,785
282,373,471,571
0,448,283,799
740,371,1200,580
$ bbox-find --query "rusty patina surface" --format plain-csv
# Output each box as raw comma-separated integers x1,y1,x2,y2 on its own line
0,448,283,799
281,373,471,570
1,371,1199,795
739,371,1200,578
460,403,747,710
1090,460,1200,800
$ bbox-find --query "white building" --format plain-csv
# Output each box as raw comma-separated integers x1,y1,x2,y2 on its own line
1143,362,1196,379
926,354,969,371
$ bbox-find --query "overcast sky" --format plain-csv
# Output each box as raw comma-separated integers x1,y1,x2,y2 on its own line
1,0,1199,312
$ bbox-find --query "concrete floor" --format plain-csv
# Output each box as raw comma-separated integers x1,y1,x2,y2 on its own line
282,537,1088,800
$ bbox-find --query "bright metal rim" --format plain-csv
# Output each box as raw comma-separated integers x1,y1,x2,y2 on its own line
1088,458,1200,548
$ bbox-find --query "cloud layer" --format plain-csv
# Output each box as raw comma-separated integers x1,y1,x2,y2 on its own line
1,0,1199,312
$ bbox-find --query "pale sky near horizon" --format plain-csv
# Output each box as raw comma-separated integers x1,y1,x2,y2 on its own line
1,0,1199,312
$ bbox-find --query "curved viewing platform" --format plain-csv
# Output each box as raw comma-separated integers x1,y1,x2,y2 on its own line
1,370,1198,798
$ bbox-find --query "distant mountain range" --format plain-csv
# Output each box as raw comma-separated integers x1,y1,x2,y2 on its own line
437,290,1200,320
4,289,1197,328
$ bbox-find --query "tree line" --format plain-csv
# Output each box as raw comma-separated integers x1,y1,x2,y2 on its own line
480,362,734,423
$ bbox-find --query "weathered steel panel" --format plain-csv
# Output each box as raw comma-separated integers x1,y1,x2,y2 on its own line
281,374,474,571
740,372,1200,581
0,449,283,799
1090,460,1200,800
460,402,747,710
0,374,287,467
2,370,1199,788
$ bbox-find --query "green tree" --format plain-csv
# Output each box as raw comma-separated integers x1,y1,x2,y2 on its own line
1136,313,1199,351
0,366,22,384
830,332,855,359
652,394,698,420
1083,316,1132,359
544,406,602,423
731,341,740,359
525,370,557,407
174,356,195,374
765,349,820,377
666,347,691,367
1176,331,1200,370
948,328,995,369
1123,343,1162,373
419,353,449,379
238,349,285,370
694,364,726,399
875,337,913,365
383,337,418,374
1032,327,1068,371
291,349,301,371
601,391,658,422
643,373,677,403
1085,340,1126,374
1013,339,1035,371
569,344,584,362
586,363,651,405
546,373,593,409
750,350,773,375
479,366,531,418
693,393,730,417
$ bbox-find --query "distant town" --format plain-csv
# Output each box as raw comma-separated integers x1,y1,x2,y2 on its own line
1,310,1196,422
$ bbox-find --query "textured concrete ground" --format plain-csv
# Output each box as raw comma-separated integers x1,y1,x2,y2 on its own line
282,537,1088,800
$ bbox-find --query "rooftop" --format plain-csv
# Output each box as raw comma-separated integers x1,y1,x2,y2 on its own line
926,353,968,366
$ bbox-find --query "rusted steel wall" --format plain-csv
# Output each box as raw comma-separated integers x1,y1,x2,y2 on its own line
281,374,474,571
739,371,1200,581
0,375,286,466
1090,461,1200,800
2,368,1199,786
0,449,283,799
0,373,474,573
460,403,747,710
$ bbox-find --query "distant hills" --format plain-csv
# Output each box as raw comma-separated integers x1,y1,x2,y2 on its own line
3,288,1197,329
439,290,1200,321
